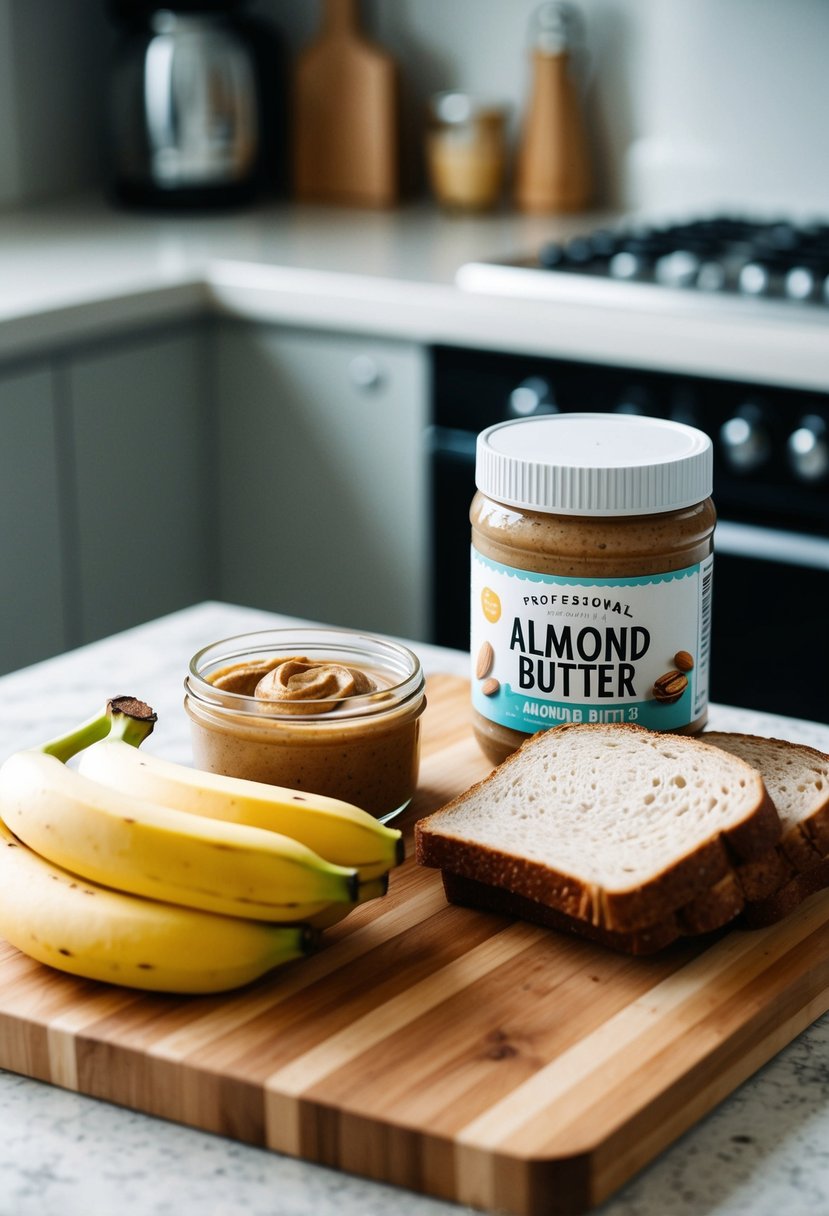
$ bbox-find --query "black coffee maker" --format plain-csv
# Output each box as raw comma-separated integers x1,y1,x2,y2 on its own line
108,0,285,208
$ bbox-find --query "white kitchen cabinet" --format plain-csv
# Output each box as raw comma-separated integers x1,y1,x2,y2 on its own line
0,364,67,673
216,324,430,640
67,327,214,643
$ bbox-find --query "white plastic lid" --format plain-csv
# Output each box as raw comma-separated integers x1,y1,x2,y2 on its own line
475,413,713,517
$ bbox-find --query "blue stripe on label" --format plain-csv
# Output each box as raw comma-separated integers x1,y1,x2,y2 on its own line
472,680,696,733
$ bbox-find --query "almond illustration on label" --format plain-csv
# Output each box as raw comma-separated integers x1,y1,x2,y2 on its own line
652,670,688,704
673,650,694,672
476,641,495,680
481,678,500,697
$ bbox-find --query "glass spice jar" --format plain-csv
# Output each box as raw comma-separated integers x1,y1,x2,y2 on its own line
426,92,508,212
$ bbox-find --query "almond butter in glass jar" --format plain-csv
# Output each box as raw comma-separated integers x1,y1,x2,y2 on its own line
470,413,716,765
185,629,425,822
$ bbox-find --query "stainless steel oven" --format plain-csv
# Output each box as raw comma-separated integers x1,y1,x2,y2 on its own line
429,343,829,724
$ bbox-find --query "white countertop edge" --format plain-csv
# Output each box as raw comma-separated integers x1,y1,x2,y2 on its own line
207,257,829,388
0,278,209,361
0,197,826,386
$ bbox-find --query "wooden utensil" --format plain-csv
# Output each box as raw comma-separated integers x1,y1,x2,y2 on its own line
514,46,592,213
1,675,829,1214
514,3,592,213
292,0,398,207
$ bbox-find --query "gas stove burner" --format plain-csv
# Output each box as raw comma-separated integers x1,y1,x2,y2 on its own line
542,217,829,301
457,215,829,313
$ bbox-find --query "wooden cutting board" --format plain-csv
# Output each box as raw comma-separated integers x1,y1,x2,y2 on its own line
2,674,829,1215
292,0,398,206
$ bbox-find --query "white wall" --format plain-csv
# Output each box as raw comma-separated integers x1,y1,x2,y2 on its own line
2,0,828,216
626,0,829,213
249,0,829,214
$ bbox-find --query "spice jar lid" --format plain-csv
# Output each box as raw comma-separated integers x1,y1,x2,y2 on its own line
476,413,713,517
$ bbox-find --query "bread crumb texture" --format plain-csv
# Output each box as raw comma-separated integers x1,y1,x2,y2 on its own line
703,732,829,836
424,724,766,888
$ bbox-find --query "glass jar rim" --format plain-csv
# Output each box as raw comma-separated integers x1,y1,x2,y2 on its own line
185,628,425,723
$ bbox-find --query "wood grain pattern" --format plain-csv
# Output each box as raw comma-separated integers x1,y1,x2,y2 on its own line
1,674,829,1215
292,0,398,207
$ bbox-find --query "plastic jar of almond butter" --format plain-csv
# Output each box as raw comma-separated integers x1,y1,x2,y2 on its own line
470,413,716,765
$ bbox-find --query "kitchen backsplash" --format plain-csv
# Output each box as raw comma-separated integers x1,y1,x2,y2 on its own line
0,0,827,214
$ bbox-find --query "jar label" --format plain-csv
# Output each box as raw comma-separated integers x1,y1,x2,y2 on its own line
470,548,713,733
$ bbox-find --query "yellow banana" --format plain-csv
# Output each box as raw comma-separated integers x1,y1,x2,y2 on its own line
0,819,313,994
0,749,359,920
78,735,404,881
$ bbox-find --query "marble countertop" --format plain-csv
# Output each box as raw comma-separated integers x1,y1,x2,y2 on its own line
0,195,827,389
2,600,829,1216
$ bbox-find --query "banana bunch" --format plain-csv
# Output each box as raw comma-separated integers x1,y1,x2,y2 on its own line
0,818,312,994
0,697,403,994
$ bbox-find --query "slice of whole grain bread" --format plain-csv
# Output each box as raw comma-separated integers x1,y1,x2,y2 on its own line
703,733,829,872
703,732,829,926
416,723,780,935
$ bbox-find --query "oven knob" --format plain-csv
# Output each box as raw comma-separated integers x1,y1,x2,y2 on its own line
696,260,728,292
738,261,771,296
539,242,565,269
508,377,558,417
654,250,700,289
785,265,818,302
615,385,654,415
787,414,829,482
719,405,771,472
608,250,645,280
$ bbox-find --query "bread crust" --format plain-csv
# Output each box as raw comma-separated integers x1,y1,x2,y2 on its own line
676,873,745,935
442,862,781,954
741,859,829,928
704,732,829,861
440,870,749,954
416,723,781,934
703,732,829,923
440,871,684,955
733,849,792,901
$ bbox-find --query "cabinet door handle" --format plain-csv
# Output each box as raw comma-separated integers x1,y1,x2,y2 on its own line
348,355,383,392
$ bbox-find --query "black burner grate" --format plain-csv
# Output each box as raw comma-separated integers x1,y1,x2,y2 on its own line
537,217,829,302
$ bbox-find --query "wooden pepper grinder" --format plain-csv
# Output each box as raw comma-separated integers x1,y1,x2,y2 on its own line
514,2,592,213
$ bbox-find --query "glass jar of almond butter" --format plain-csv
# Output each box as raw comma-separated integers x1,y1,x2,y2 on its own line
470,413,716,765
185,629,425,822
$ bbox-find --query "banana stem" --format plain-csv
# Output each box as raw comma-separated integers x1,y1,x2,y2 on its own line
39,696,156,762
106,697,158,748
